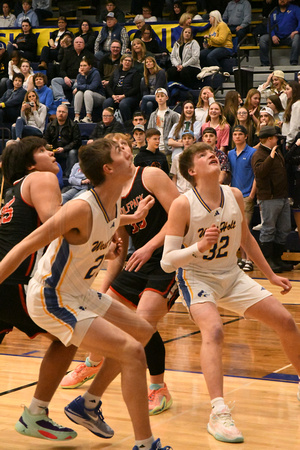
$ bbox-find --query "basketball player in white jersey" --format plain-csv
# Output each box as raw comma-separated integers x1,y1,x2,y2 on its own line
161,142,300,444
0,138,172,450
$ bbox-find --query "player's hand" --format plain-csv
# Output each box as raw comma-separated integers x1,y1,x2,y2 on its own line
125,245,152,272
269,274,292,295
133,195,155,223
105,236,122,260
197,224,220,253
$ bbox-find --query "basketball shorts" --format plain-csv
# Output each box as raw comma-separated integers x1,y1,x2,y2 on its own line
176,265,272,317
27,277,112,347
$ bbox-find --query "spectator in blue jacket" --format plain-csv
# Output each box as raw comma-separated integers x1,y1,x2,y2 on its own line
73,56,106,123
33,72,56,116
0,73,26,126
15,0,39,27
260,0,300,66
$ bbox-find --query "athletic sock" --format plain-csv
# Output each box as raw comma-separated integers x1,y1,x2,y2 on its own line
85,356,101,367
211,397,225,411
29,397,50,415
135,435,155,450
83,391,101,412
149,383,164,390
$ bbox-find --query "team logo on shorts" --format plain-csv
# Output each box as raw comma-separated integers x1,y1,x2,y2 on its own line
198,290,209,298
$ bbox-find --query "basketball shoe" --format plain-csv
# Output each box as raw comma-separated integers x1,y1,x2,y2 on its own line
148,383,173,415
207,404,244,443
15,406,77,440
60,357,102,389
64,395,114,438
132,438,173,449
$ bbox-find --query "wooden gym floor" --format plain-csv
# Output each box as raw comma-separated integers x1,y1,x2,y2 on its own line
1,267,300,449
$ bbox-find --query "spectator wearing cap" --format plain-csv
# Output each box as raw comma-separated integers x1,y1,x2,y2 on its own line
258,70,287,109
170,130,195,193
228,124,256,271
98,0,125,23
132,124,146,150
134,127,169,174
222,0,252,44
201,126,231,184
148,88,180,155
140,56,167,117
15,0,39,27
259,0,300,66
0,43,9,97
253,106,278,146
94,12,129,61
252,125,292,272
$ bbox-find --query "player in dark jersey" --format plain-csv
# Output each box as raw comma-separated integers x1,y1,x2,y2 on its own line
61,133,180,417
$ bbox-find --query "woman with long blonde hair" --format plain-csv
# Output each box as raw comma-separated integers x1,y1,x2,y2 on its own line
11,90,47,139
244,88,261,127
140,56,167,116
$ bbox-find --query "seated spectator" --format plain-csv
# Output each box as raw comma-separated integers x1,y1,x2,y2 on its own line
33,72,56,116
168,99,201,159
200,10,234,68
134,128,169,174
15,0,39,27
142,4,157,22
32,0,52,23
74,20,96,53
7,18,38,61
195,86,215,127
259,0,300,66
103,55,141,122
62,162,92,204
0,2,16,27
167,26,200,89
148,88,180,155
11,89,47,139
257,70,287,109
140,56,167,116
0,73,26,127
223,90,242,127
130,15,160,45
51,37,94,103
94,12,129,61
0,44,9,97
132,124,146,150
222,0,251,43
8,51,22,89
186,5,203,21
253,106,277,146
266,94,284,127
99,40,122,90
56,34,73,63
140,24,162,54
73,56,105,123
99,0,125,23
87,107,125,142
172,12,207,44
20,58,34,90
170,130,194,193
168,2,185,21
44,104,82,176
38,16,73,70
131,38,149,74
201,101,230,152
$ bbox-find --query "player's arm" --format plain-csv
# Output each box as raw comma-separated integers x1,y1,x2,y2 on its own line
119,194,155,226
125,167,180,272
98,225,129,292
161,195,219,272
232,187,291,294
26,172,62,222
0,200,92,284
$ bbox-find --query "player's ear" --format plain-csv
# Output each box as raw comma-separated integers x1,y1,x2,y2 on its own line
188,166,196,176
103,163,113,175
